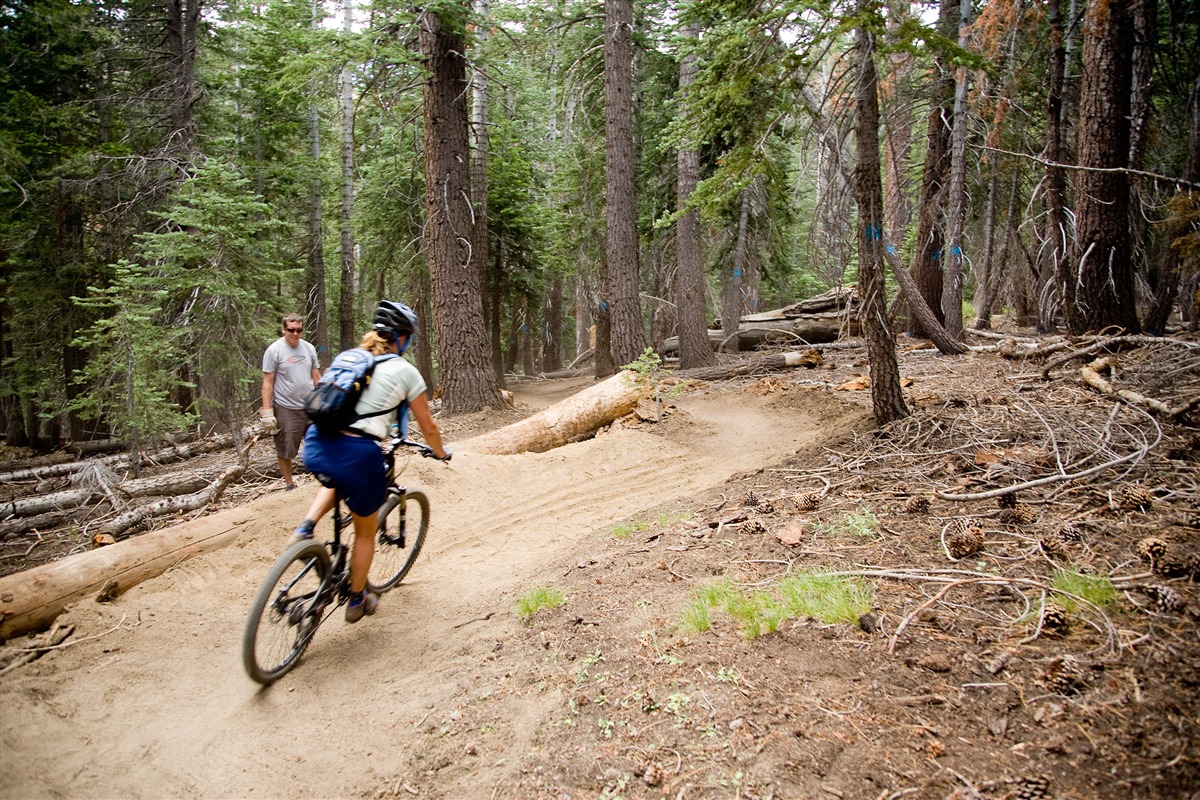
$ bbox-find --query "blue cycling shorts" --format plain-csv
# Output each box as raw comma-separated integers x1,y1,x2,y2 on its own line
301,425,388,516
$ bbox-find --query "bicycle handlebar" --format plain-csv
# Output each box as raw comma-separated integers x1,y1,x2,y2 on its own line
391,438,452,462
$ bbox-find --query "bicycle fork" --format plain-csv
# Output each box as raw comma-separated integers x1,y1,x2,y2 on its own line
379,486,409,548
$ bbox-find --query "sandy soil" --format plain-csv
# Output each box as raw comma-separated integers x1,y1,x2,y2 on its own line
0,378,867,799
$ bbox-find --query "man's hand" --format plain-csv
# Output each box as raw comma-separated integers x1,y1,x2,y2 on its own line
259,408,278,433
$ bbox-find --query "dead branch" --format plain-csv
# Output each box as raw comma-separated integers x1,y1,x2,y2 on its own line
1080,356,1197,420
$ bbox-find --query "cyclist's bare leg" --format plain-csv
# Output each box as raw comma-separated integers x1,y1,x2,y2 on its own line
291,487,336,541
348,510,380,593
302,487,337,524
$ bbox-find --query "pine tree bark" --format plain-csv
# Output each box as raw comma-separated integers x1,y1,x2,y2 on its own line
420,6,507,413
940,0,971,340
853,20,908,425
600,0,645,375
1072,0,1139,334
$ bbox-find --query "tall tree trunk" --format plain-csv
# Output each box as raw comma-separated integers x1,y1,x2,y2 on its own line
305,97,329,362
972,157,999,329
337,0,356,351
489,241,506,383
420,6,506,413
1042,0,1070,334
940,0,971,340
676,21,715,369
470,0,492,365
1072,0,1139,334
908,0,956,336
600,0,645,375
304,0,329,363
163,0,200,153
721,190,751,353
1127,0,1155,297
881,4,916,243
543,276,564,372
854,19,908,426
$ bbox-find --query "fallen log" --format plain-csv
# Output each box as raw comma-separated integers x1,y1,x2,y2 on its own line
456,370,646,455
676,349,824,381
742,286,858,319
0,514,250,641
661,314,849,354
0,437,261,641
1080,357,1200,419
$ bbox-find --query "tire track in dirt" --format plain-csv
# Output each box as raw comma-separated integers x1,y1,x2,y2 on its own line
0,386,868,800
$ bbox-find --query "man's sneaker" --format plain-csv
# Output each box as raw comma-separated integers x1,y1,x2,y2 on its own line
345,590,379,623
288,521,315,545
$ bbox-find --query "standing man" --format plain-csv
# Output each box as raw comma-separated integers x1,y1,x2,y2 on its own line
261,313,321,490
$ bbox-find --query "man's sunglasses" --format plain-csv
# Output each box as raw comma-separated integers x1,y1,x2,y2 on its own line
285,326,303,333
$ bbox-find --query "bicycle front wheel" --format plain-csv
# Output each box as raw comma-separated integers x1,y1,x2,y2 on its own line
368,489,429,592
243,541,331,685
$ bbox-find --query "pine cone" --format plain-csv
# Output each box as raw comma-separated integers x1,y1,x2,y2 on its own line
947,522,985,560
1040,654,1084,694
1055,521,1085,542
741,518,767,534
757,499,776,514
1155,549,1200,581
1137,537,1169,566
1134,584,1187,614
1040,603,1070,638
999,505,1038,525
997,492,1018,510
1118,483,1154,511
744,490,759,507
1009,775,1053,800
1038,532,1071,561
903,495,930,514
795,492,822,512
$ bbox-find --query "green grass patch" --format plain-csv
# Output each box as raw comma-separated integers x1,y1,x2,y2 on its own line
676,571,874,639
812,507,881,540
1051,568,1117,612
515,585,567,620
610,510,693,538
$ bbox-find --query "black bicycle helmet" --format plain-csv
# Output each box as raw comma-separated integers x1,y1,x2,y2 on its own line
372,300,418,339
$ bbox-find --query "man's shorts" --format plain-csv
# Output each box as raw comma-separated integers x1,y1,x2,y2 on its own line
301,426,388,517
273,406,310,461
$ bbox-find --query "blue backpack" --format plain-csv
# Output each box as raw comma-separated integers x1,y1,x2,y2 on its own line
304,348,399,436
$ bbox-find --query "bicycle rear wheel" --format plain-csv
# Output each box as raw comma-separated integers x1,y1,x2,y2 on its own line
368,489,429,592
243,541,331,685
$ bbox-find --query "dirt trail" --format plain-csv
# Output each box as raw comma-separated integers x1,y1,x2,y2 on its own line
0,382,864,800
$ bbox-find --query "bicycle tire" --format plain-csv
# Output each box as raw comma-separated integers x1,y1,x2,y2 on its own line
242,541,331,685
368,489,429,592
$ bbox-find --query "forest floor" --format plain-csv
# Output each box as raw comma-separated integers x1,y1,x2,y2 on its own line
0,332,1198,800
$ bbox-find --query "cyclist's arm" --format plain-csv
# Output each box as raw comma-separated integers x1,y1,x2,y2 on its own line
409,393,448,460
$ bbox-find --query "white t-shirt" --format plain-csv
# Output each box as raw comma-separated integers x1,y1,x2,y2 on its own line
350,356,428,440
263,338,320,409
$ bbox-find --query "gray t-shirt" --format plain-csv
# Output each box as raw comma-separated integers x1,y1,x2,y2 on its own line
350,356,428,440
262,337,320,410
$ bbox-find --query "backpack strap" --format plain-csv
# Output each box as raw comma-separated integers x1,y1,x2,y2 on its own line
348,353,403,436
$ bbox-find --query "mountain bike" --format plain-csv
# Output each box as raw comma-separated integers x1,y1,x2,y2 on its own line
242,437,441,685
